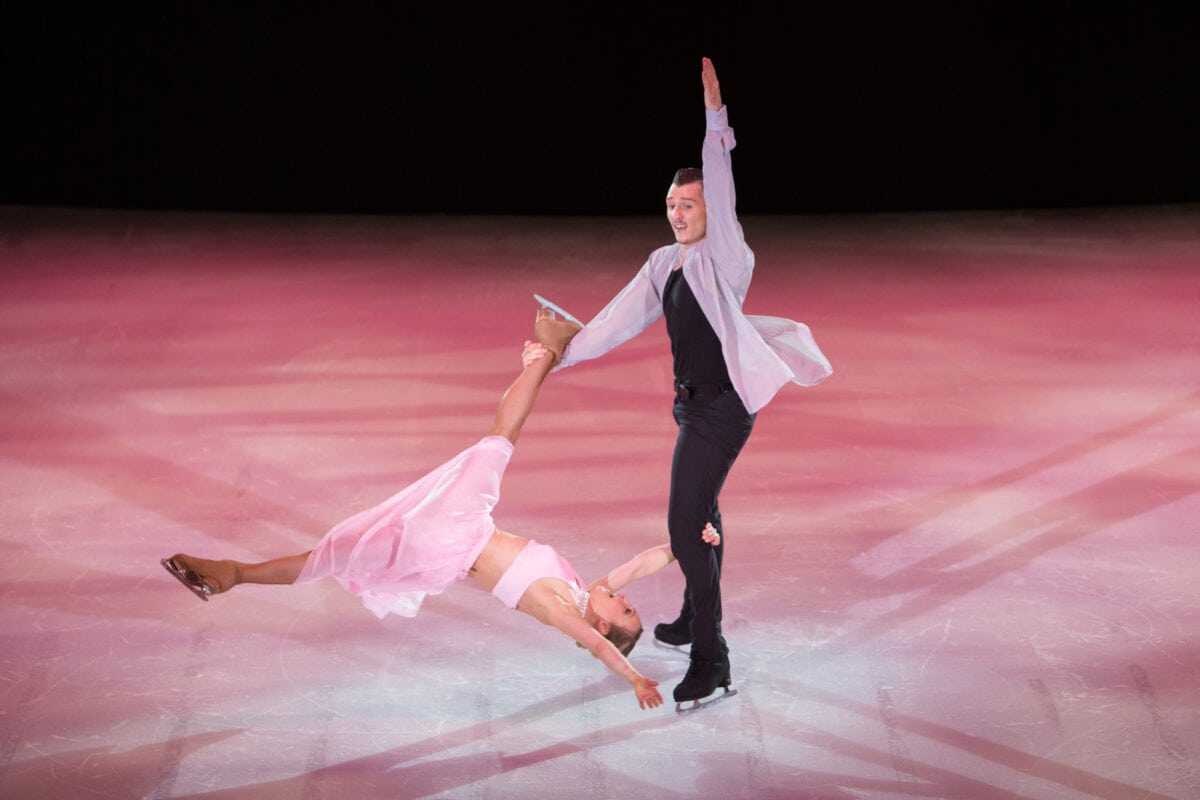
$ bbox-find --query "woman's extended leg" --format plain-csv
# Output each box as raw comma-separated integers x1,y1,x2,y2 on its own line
163,551,311,597
487,352,554,445
488,310,579,445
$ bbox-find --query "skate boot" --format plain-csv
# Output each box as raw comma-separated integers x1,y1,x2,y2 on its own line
673,656,736,712
160,555,239,602
654,618,692,647
534,308,582,366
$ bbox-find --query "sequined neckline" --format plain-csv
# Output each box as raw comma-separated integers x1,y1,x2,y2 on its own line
575,589,589,617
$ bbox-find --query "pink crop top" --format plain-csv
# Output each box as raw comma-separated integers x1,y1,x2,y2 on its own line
491,540,588,613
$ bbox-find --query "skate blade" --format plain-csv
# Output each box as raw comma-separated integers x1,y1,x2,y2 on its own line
160,558,212,602
533,294,584,326
675,686,737,714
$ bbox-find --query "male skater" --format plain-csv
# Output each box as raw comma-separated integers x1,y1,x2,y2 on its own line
538,57,832,708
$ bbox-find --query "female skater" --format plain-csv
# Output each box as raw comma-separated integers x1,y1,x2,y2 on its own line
161,312,714,710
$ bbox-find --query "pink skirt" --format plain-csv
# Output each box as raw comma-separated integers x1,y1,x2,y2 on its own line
297,435,514,618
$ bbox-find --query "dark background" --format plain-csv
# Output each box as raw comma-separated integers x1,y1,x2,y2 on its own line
7,3,1198,215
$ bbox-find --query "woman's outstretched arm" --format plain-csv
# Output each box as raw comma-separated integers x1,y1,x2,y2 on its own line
598,545,675,593
596,524,720,592
548,605,663,710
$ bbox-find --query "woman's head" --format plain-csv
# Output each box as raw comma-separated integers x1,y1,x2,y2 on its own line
603,619,644,657
588,586,645,656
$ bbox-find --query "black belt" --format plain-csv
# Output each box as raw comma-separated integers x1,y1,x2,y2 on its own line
674,380,733,400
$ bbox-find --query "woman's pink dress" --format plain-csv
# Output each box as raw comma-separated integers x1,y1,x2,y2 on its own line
296,435,513,618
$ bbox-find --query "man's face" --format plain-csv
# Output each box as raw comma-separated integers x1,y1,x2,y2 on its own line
665,181,706,248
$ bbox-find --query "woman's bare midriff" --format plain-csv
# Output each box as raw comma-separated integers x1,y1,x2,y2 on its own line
467,528,529,591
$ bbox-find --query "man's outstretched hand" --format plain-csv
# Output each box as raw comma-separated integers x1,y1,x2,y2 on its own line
702,56,722,111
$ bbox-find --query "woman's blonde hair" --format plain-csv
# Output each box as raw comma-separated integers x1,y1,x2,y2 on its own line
606,623,644,658
578,623,644,657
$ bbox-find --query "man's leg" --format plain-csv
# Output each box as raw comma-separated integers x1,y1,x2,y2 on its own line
666,393,754,699
667,428,732,661
656,507,725,646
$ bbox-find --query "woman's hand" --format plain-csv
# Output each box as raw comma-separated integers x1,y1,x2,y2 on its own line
702,522,721,546
522,340,552,368
634,676,663,710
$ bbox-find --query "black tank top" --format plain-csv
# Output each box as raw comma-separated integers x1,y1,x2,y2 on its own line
663,267,730,386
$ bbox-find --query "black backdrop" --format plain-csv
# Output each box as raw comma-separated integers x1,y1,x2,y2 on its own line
8,3,1199,214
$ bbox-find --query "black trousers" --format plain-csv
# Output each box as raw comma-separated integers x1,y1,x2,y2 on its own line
668,389,755,662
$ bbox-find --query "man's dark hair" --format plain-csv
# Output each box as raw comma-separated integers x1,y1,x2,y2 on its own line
671,167,703,187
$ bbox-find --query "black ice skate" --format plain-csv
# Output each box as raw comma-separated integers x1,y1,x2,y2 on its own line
673,656,737,713
654,618,692,653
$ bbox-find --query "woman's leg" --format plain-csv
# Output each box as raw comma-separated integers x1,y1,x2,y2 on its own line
487,355,554,445
164,551,311,595
488,311,579,444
